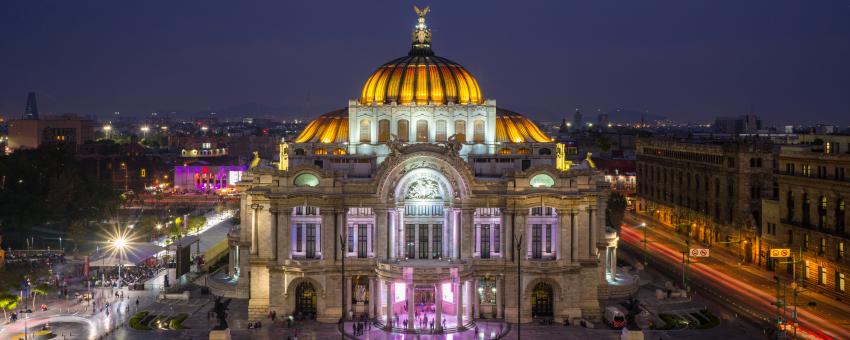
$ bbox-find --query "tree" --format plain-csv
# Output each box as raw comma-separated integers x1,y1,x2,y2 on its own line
606,192,628,231
596,135,613,153
0,293,20,320
31,283,51,310
188,216,207,234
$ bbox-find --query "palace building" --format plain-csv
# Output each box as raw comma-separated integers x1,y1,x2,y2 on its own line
228,8,622,332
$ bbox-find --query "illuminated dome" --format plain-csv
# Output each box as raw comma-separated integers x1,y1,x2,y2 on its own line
295,108,552,144
359,6,482,106
360,55,483,106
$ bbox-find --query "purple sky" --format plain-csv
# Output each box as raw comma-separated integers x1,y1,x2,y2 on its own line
2,0,849,126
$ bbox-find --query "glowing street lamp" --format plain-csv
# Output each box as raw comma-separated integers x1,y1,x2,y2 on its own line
140,125,150,138
111,237,128,288
103,124,113,139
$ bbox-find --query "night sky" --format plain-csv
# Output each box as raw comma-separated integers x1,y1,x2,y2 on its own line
2,1,849,126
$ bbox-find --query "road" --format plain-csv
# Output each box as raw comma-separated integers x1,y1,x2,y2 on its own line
620,213,850,339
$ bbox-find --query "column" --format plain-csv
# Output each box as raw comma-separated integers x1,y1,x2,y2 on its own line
388,209,396,259
473,278,480,320
376,208,388,259
495,277,503,318
461,209,474,259
457,281,465,326
587,208,594,258
250,204,262,255
368,278,376,319
385,280,393,327
516,211,527,259
612,246,618,278
570,211,578,260
269,208,280,261
454,209,461,259
503,209,514,261
397,207,404,259
320,209,335,260
434,283,443,331
407,285,415,330
559,209,570,262
278,210,291,264
345,277,352,320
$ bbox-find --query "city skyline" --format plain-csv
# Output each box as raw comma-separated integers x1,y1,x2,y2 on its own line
1,1,849,126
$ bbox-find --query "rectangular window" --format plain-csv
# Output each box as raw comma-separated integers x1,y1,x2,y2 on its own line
398,120,409,142
454,120,466,142
819,266,827,285
480,224,490,259
419,224,429,259
531,224,542,259
546,224,552,253
405,224,415,259
348,226,354,253
803,233,810,251
358,224,368,258
494,224,501,254
296,224,303,252
306,223,316,258
838,272,846,292
839,242,845,260
432,224,442,259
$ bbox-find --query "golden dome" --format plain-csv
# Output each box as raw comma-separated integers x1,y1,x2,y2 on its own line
495,108,554,143
360,56,483,106
294,108,552,144
293,108,348,144
359,6,482,106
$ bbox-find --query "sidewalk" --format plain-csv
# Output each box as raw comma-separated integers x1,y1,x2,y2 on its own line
625,212,850,332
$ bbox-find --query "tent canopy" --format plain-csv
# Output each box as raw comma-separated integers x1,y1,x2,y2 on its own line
90,242,163,267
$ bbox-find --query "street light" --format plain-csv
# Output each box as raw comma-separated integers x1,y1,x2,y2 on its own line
112,237,128,288
103,124,112,140
638,222,649,266
514,232,524,340
140,125,150,138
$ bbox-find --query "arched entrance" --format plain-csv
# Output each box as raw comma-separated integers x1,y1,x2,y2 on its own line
531,282,553,318
295,282,317,318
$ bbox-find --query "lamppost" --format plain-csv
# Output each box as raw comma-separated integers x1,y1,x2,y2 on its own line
103,124,112,140
681,239,690,290
112,237,127,288
140,125,150,139
638,222,649,266
339,228,347,337
514,232,524,340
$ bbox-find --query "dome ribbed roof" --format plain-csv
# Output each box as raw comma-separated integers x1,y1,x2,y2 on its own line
359,55,483,106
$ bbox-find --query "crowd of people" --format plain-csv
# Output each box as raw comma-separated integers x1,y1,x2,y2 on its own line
91,263,164,288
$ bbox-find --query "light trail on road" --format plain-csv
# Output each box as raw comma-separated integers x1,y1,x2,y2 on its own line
620,223,843,339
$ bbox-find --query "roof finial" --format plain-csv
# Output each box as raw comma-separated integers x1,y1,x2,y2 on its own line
410,6,433,56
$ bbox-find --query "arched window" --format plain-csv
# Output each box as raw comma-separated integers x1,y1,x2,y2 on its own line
435,120,447,142
530,174,555,188
332,148,346,155
359,119,371,143
473,119,485,143
313,148,327,155
378,119,390,142
498,148,512,155
397,119,409,142
539,148,551,155
517,148,530,155
454,120,466,142
294,173,320,187
416,119,429,142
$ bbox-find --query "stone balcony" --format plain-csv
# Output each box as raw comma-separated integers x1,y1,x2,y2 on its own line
376,258,472,283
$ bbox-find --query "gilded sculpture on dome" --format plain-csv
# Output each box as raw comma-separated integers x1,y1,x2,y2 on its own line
412,6,431,46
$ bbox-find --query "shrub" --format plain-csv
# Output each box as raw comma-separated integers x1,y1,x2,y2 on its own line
129,311,150,330
169,313,189,330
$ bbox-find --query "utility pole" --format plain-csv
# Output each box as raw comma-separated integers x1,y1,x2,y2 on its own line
339,228,347,338
639,222,648,266
514,232,524,340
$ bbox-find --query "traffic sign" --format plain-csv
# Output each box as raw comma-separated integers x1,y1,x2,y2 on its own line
689,248,710,257
770,248,792,258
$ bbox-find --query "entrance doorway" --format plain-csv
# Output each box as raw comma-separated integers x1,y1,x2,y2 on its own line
531,282,553,318
295,282,317,318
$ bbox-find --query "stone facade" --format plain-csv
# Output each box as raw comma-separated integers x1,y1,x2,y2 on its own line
635,137,775,264
762,143,849,297
233,142,613,326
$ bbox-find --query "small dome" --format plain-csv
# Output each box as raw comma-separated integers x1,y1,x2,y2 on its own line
293,108,348,144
